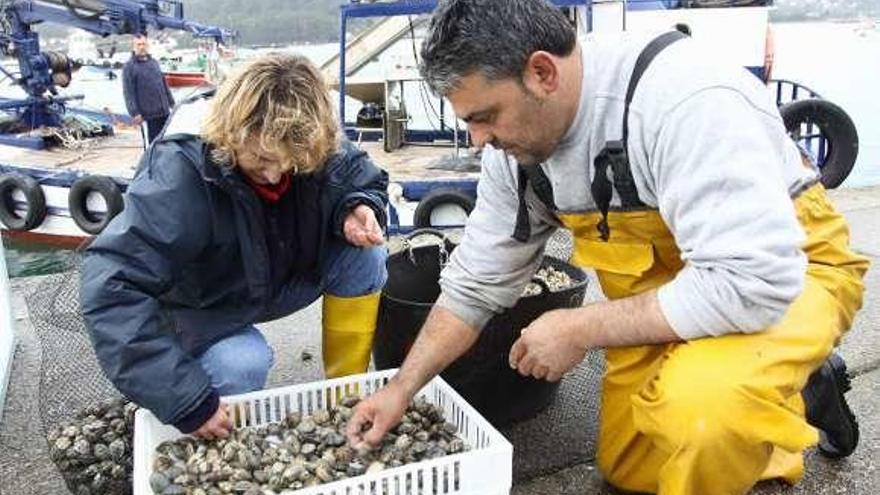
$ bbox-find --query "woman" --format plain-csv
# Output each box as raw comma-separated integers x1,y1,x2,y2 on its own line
82,53,388,439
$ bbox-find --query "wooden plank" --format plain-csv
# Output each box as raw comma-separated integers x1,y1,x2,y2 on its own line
357,141,480,181
322,16,423,84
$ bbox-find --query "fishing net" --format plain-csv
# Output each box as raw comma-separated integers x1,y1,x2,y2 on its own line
25,250,134,495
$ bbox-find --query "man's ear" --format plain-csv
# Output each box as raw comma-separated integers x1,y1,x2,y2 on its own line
522,51,561,98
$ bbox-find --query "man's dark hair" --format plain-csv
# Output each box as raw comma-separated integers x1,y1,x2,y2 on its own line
420,0,576,96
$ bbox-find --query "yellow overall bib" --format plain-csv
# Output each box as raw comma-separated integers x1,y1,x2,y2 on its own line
557,183,867,494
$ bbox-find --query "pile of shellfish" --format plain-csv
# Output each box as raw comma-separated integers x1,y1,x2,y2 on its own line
46,398,139,495
150,395,468,495
522,265,576,297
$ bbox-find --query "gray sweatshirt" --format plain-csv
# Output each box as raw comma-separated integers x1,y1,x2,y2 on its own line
436,32,817,340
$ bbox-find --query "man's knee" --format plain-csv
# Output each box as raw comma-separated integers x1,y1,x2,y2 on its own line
597,379,759,491
637,373,755,447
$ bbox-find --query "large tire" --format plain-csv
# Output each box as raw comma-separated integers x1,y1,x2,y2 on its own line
779,98,859,189
68,175,124,235
412,187,476,229
0,173,47,231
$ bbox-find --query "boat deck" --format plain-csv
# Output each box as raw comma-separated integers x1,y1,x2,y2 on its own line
0,126,144,180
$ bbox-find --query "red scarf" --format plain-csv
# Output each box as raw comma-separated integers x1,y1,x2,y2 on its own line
244,173,292,203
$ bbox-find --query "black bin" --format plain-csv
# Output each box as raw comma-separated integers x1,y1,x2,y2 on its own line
374,230,589,426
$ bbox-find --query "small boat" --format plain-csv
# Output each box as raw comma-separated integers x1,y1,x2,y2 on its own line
163,71,209,88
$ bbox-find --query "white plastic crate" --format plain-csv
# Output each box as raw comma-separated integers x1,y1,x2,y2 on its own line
134,369,513,495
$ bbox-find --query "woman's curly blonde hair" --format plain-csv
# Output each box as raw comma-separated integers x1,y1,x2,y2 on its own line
202,53,339,174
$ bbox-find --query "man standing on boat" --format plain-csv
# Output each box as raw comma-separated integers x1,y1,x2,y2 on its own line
122,33,175,145
347,1,869,493
82,54,388,439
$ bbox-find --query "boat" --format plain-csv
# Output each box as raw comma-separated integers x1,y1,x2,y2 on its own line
161,39,238,88
323,0,857,233
0,0,860,246
0,0,235,247
163,70,209,87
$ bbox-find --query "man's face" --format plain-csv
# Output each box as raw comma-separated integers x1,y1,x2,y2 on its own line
132,36,149,57
448,72,559,166
235,140,287,185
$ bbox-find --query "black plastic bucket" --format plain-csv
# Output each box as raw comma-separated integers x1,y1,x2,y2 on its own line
374,230,589,426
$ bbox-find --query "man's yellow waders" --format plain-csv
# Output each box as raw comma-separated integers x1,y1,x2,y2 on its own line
557,184,868,494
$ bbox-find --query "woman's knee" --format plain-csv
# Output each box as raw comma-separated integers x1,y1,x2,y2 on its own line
198,327,274,395
324,244,387,297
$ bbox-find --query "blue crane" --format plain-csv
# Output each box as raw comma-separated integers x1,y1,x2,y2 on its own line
0,0,236,149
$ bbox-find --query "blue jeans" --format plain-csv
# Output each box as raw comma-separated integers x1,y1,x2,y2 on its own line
196,243,387,395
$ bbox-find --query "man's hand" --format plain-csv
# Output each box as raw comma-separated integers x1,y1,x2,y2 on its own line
344,204,384,247
345,306,480,447
346,382,410,447
509,308,588,382
132,114,144,126
193,402,232,440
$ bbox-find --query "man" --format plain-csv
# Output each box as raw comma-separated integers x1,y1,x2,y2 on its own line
122,33,175,144
346,1,869,494
82,53,388,439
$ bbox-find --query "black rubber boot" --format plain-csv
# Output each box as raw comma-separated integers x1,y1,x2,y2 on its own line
802,353,859,458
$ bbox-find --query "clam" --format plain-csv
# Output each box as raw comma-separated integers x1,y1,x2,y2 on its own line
148,396,469,493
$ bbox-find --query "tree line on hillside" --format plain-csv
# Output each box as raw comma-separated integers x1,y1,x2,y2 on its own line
771,0,879,22
182,0,880,44
181,0,358,45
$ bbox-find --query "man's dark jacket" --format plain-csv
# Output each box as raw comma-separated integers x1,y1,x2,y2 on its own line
122,54,175,118
81,134,388,431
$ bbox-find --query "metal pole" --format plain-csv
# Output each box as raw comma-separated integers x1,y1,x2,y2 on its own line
0,239,17,425
453,114,460,158
338,8,348,127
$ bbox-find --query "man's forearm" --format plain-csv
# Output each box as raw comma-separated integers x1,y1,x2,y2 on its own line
573,289,681,349
390,305,480,398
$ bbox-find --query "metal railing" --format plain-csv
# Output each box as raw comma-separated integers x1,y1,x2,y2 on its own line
771,78,828,168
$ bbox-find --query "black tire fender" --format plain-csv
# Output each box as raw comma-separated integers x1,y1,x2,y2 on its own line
0,173,47,231
412,187,476,229
779,98,859,189
68,175,124,235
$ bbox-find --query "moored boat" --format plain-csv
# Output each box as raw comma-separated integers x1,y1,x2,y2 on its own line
163,70,209,88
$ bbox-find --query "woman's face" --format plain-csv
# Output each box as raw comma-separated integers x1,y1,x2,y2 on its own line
235,141,286,185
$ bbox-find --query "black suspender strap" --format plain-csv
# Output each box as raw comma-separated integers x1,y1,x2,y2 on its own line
622,30,687,148
592,30,687,241
524,165,557,210
512,167,532,242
